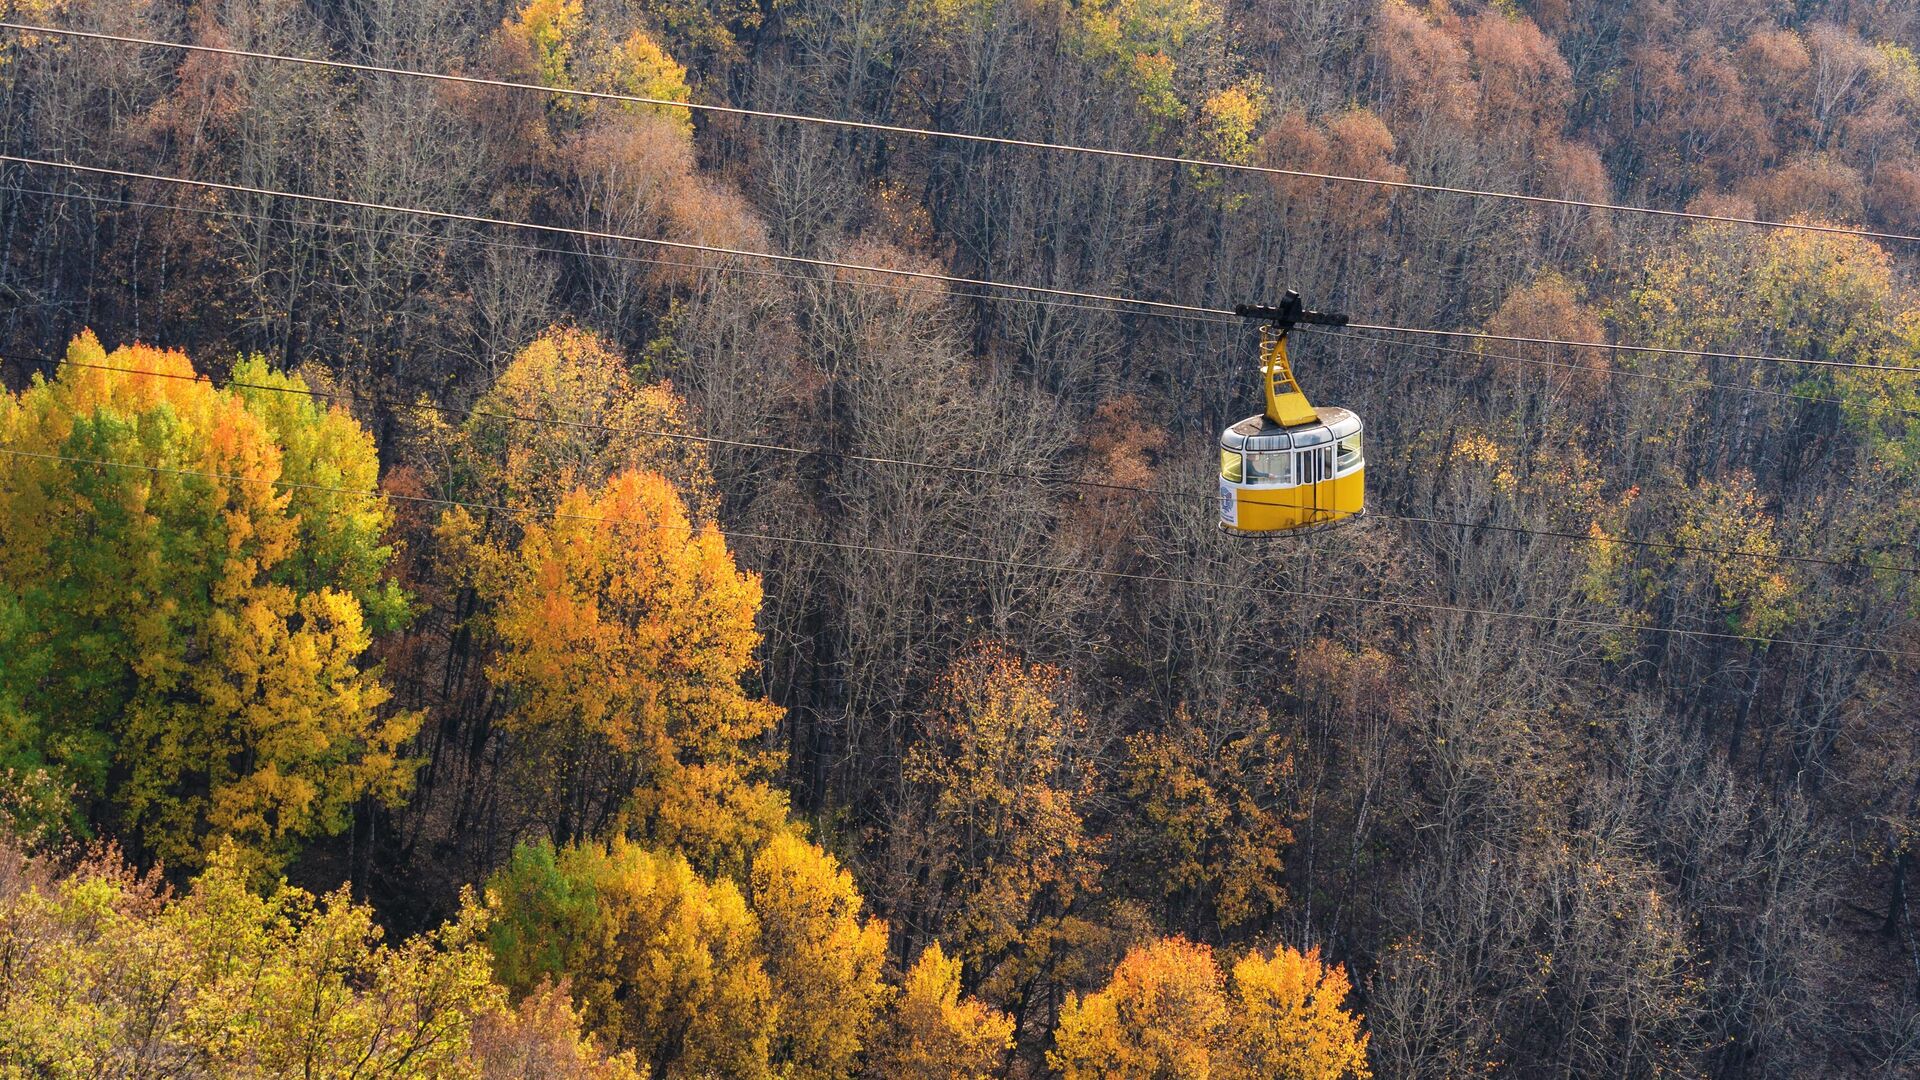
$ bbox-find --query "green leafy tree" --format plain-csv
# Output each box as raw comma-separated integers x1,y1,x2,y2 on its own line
0,333,417,871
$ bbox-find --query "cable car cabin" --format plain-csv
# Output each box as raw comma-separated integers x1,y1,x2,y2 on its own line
1218,293,1365,536
1218,409,1364,534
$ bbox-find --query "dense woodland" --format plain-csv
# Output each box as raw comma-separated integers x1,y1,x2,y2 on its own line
2,0,1920,1075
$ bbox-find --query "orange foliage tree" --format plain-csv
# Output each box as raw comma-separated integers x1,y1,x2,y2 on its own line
1050,936,1370,1080
444,467,784,870
1482,274,1611,403
1048,937,1229,1079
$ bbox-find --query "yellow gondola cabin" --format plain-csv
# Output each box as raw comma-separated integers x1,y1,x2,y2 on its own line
1218,294,1365,536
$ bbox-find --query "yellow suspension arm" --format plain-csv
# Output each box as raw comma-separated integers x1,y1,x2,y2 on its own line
1261,327,1318,427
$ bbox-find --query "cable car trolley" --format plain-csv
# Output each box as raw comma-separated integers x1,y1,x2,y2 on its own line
1219,293,1365,536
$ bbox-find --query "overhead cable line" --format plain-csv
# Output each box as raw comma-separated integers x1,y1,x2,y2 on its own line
22,352,1918,577
13,180,1919,420
1,445,1909,660
0,155,1215,318
0,182,1224,324
1298,327,1920,420
6,19,1919,248
6,155,1919,375
1339,319,1917,374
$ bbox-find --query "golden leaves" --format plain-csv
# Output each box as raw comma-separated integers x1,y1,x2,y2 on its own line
489,832,892,1079
1116,708,1294,932
868,942,1014,1080
471,466,783,871
1227,945,1372,1080
501,0,695,133
0,842,543,1075
1050,936,1229,1080
1673,473,1800,638
901,642,1103,1002
451,327,717,523
749,832,891,1079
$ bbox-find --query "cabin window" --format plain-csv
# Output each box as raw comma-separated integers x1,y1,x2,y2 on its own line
1336,432,1363,474
1298,448,1322,485
1245,451,1293,485
1219,448,1243,483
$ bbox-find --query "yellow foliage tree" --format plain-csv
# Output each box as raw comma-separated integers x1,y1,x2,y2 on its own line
490,831,898,1079
0,839,632,1077
1223,945,1372,1080
228,355,410,628
449,326,715,521
471,979,647,1079
1191,78,1266,205
0,0,60,67
1199,81,1265,165
1629,223,1916,396
1674,473,1802,638
507,0,583,90
487,836,775,1078
448,466,784,869
501,0,694,134
1115,707,1294,935
0,332,417,871
749,832,892,1080
1063,0,1226,130
867,941,1016,1080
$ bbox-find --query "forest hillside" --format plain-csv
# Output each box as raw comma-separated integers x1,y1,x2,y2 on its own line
2,0,1919,1075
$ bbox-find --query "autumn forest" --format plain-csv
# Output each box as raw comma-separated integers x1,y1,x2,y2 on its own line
2,0,1920,1075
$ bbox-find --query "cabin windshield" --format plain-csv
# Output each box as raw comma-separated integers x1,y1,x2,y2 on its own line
1219,448,1243,483
1336,432,1363,474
